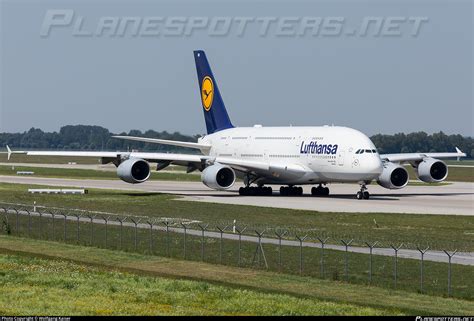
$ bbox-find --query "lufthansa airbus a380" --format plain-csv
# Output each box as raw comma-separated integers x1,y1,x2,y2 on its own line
5,50,466,199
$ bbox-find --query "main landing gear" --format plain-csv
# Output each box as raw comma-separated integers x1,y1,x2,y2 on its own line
311,184,329,197
280,186,303,196
239,186,273,196
356,184,370,200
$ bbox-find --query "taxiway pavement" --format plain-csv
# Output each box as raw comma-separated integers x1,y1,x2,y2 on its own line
0,175,472,215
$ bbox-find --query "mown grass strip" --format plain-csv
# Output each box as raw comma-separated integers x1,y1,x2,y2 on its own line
0,236,473,315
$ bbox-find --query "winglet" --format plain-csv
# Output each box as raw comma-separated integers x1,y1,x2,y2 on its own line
6,145,12,161
455,147,465,161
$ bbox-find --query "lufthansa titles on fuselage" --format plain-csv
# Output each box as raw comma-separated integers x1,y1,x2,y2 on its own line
300,141,338,155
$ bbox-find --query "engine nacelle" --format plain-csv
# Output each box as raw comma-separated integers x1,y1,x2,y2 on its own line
377,162,409,189
117,158,151,184
201,163,236,190
415,158,448,183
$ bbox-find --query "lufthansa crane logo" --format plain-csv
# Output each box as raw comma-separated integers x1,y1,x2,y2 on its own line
201,76,214,111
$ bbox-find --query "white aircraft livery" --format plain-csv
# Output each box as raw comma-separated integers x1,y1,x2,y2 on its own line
6,50,466,199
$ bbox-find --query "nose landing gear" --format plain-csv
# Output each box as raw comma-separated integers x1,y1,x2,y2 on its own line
356,184,370,200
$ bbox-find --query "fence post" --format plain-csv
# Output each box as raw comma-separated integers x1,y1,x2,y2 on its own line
0,207,8,235
198,224,209,261
275,230,288,272
317,237,330,278
443,249,458,297
341,239,354,282
86,215,95,246
73,214,80,244
390,243,403,289
62,213,67,242
130,218,140,252
103,216,110,248
51,211,57,240
252,229,268,269
416,246,429,294
235,226,247,267
37,210,43,239
295,234,308,275
16,208,20,235
147,220,154,254
162,221,171,257
180,223,188,260
116,217,127,250
27,209,32,237
216,225,228,265
365,241,378,284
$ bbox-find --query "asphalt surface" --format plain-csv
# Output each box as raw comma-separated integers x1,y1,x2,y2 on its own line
0,175,473,215
3,208,473,266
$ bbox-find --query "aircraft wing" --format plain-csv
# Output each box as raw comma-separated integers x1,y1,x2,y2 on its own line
3,146,204,168
4,146,306,179
380,147,466,163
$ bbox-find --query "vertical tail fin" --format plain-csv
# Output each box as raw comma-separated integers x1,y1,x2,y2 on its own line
194,50,234,134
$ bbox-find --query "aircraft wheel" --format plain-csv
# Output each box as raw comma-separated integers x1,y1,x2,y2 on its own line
363,191,370,199
323,187,330,196
356,191,363,200
266,186,273,196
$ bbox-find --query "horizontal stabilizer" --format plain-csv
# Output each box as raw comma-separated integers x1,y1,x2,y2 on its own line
112,136,211,151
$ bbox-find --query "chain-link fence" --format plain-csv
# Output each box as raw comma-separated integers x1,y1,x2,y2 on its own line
0,203,472,300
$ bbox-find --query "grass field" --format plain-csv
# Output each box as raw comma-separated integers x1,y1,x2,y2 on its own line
2,211,473,300
0,183,473,252
0,236,473,315
0,253,381,316
404,165,474,183
445,159,474,166
0,154,101,164
0,165,199,182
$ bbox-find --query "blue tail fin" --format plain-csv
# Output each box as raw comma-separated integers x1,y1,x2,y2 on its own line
194,50,234,134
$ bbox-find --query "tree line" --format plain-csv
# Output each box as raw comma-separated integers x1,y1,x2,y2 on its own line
0,125,472,158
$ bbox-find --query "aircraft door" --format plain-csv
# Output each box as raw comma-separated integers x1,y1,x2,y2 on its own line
338,149,345,166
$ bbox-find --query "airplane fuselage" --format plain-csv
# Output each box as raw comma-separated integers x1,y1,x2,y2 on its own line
200,125,383,185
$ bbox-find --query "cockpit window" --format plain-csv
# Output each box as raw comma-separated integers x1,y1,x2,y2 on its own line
356,149,377,154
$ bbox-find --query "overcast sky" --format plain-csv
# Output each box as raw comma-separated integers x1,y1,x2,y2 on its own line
0,0,472,137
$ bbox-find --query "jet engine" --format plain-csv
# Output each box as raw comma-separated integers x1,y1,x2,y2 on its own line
414,158,448,183
377,162,409,189
201,163,236,190
117,158,151,184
